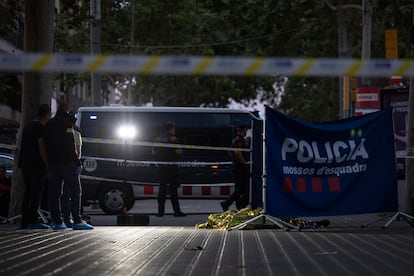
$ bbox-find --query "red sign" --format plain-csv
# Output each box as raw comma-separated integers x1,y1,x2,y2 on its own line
356,87,381,109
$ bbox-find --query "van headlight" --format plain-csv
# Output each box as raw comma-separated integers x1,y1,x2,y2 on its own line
117,125,137,139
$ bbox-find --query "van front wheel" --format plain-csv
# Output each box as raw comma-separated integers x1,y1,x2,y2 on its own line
98,183,134,214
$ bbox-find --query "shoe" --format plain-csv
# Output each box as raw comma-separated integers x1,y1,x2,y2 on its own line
173,212,186,217
64,220,74,228
220,202,228,212
81,215,92,224
16,224,27,230
51,223,67,230
72,222,94,230
27,223,50,229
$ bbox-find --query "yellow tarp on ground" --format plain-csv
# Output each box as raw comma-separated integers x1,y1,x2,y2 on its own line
195,209,319,230
195,208,264,230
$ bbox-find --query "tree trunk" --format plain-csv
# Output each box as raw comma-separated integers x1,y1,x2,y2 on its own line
9,0,55,218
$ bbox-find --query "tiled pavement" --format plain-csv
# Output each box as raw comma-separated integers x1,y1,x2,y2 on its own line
1,213,414,276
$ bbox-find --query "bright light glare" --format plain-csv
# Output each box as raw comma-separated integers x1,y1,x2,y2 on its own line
117,125,137,139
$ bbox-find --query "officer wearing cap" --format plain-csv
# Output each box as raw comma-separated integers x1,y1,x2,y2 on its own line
221,124,250,211
154,121,185,217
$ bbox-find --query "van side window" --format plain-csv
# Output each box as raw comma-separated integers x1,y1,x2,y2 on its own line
185,134,210,146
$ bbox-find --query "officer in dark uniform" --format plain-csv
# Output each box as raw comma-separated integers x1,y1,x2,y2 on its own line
44,102,93,230
18,104,51,229
221,125,250,211
154,121,186,217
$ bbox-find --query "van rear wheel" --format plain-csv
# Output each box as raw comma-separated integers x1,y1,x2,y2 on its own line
98,183,134,215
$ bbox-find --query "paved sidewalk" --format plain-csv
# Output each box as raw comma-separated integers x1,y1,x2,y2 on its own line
1,213,414,276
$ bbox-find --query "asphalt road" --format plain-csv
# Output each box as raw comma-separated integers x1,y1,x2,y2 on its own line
83,179,408,227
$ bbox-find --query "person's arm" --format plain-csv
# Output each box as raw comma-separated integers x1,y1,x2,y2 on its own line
75,144,81,159
73,130,82,159
0,183,11,192
234,150,247,165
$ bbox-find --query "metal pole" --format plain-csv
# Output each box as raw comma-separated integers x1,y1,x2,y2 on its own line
405,78,414,214
337,5,348,118
127,1,135,106
248,120,253,208
361,0,372,86
405,8,414,214
262,108,267,213
90,0,101,106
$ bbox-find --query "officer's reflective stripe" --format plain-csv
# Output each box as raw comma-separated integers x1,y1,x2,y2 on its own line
66,128,74,133
0,143,16,150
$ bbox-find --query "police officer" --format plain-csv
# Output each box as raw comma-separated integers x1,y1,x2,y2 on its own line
44,102,93,230
155,121,186,217
221,125,250,211
18,104,51,229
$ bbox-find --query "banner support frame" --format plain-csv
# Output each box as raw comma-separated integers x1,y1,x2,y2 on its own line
228,106,299,231
361,211,414,228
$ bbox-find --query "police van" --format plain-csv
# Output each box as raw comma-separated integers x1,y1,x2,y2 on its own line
76,106,262,214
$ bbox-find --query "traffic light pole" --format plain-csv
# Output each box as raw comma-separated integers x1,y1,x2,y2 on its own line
90,0,102,106
406,78,414,214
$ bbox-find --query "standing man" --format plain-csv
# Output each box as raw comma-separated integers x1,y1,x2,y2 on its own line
44,102,93,230
61,112,83,227
18,104,51,229
221,125,250,211
155,121,186,217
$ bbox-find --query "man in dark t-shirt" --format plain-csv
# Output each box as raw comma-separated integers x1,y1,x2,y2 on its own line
18,104,51,229
44,102,93,231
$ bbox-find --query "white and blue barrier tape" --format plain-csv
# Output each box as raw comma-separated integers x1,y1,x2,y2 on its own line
1,53,413,76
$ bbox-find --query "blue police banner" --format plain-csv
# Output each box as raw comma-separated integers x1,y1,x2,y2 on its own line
265,106,398,217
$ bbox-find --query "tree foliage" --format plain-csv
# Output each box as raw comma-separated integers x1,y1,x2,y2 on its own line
0,74,21,110
0,0,22,112
50,1,414,121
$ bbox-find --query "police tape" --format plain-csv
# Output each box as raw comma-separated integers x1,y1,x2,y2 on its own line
80,174,234,187
1,52,414,76
82,156,235,166
82,137,251,152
